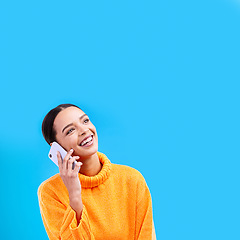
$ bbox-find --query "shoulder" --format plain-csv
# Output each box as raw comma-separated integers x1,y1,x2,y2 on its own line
38,174,65,200
110,163,151,202
111,163,142,176
111,163,147,186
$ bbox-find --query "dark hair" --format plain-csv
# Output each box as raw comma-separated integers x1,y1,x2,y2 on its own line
42,104,82,145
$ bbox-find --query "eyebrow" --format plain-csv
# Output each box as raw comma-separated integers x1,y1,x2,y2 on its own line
62,114,87,133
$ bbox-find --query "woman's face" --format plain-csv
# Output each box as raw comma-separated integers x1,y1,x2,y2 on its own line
53,107,98,160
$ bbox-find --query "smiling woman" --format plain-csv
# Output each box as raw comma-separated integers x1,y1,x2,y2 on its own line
38,104,156,240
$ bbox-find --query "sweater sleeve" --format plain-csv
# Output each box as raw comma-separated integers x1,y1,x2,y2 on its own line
38,183,95,240
135,174,153,240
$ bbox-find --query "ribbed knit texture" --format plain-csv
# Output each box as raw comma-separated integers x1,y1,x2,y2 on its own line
38,152,153,240
79,152,111,188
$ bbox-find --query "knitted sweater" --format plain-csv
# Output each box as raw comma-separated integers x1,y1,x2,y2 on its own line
38,152,153,240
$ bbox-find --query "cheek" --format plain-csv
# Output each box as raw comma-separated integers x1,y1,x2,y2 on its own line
68,134,79,145
57,135,78,151
93,127,98,139
91,124,97,134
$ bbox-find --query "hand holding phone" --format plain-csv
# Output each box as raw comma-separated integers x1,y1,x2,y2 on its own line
48,141,83,223
48,142,78,169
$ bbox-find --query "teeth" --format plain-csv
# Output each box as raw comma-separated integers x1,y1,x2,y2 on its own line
80,136,93,146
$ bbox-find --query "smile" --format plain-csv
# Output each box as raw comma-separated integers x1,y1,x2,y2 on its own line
80,134,94,147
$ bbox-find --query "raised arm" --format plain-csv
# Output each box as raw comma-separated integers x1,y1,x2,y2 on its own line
38,149,95,240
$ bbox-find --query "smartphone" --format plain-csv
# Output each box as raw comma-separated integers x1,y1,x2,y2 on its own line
48,142,76,169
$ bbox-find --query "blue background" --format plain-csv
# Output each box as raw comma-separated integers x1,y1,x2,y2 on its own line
1,0,240,239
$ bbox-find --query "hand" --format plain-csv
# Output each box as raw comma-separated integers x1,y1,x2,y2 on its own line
57,149,83,223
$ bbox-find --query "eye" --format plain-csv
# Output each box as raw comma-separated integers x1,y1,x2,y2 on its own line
83,118,90,124
66,128,75,135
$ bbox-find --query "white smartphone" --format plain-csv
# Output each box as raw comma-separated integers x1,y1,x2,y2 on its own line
48,141,76,169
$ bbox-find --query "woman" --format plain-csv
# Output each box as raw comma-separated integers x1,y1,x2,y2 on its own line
38,104,156,239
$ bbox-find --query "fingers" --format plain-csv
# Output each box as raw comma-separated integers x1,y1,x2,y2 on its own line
73,161,83,174
62,149,74,169
57,151,63,168
67,156,79,170
58,149,82,174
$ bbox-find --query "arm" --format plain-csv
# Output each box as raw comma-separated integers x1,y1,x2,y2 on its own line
152,220,157,240
57,149,83,225
135,175,154,240
38,185,95,240
38,149,95,240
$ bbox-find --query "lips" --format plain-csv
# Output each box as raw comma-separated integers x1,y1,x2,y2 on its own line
79,134,94,147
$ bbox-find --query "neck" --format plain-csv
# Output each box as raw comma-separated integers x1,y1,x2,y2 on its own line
79,152,102,176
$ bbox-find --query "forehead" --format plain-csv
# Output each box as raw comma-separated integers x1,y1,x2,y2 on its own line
54,107,85,129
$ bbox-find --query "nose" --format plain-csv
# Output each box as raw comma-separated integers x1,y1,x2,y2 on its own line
78,127,89,136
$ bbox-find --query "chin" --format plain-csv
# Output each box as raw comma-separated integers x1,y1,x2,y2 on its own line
76,146,98,159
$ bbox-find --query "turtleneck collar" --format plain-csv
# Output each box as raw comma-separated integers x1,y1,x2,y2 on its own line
79,152,111,188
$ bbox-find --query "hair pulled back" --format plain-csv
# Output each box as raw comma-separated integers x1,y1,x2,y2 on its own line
42,104,82,145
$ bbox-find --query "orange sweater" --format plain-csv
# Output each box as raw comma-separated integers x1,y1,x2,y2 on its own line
38,152,153,239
